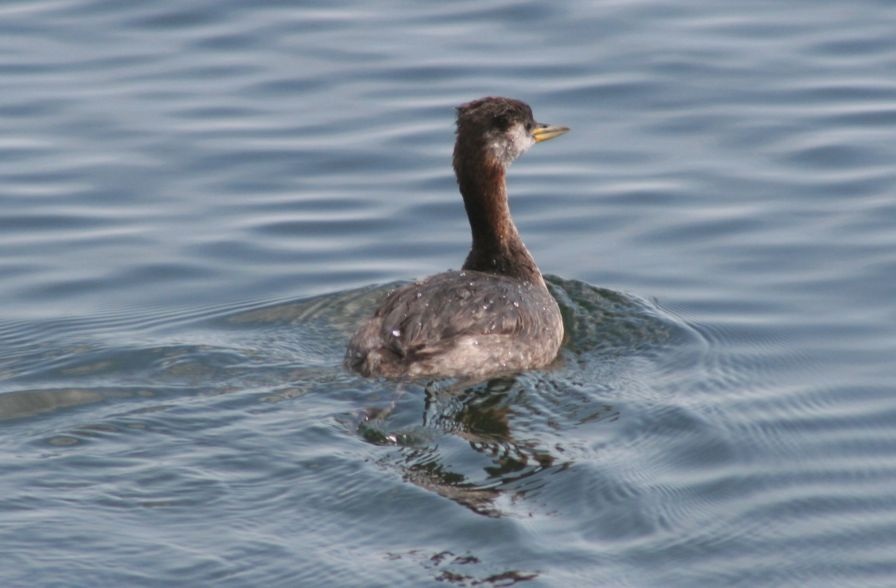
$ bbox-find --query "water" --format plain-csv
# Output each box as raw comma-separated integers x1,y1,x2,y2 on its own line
2,1,895,586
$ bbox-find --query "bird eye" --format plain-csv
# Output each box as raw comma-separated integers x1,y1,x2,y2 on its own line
525,122,534,132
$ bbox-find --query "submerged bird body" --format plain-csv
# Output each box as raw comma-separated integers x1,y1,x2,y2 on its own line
346,97,569,379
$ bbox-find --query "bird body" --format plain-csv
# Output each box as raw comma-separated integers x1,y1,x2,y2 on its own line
346,97,569,379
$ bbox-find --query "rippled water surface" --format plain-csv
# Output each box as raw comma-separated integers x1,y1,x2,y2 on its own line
2,1,896,586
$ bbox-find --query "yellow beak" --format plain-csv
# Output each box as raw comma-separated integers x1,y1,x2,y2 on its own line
532,124,570,143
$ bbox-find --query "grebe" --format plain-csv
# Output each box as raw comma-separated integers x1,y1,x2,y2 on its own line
346,97,569,379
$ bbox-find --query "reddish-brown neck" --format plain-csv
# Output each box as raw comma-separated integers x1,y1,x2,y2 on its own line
453,142,540,281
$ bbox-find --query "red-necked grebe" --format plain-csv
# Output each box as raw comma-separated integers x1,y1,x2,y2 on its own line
346,96,570,379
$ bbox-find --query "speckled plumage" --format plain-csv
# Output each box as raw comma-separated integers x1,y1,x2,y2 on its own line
346,270,563,378
346,97,568,379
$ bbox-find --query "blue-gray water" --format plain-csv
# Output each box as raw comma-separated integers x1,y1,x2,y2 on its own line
2,1,895,586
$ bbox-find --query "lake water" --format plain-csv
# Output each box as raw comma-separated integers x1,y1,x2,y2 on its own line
2,1,895,586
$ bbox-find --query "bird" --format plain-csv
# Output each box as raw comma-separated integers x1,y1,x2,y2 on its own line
345,96,569,379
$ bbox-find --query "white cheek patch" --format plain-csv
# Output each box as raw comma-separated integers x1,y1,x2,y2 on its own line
487,123,536,166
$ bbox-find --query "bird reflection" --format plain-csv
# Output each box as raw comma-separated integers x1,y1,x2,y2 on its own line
360,376,582,518
424,379,556,475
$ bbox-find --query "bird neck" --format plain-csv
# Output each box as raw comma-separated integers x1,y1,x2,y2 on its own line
453,147,541,282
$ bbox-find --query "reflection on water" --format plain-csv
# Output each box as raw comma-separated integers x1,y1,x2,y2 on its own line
385,549,539,587
360,377,567,519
